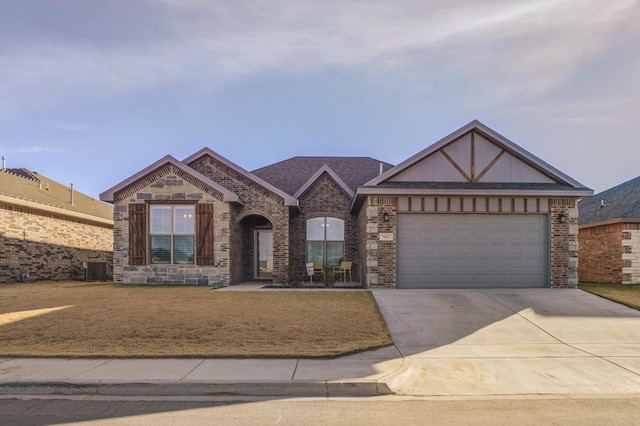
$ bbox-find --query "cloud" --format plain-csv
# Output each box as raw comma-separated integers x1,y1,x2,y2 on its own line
0,0,638,115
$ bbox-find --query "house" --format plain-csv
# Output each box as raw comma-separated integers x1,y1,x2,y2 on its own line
0,162,113,283
100,120,592,288
578,176,640,284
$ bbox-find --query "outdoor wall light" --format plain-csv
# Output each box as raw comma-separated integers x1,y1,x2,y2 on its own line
558,213,566,224
383,212,390,222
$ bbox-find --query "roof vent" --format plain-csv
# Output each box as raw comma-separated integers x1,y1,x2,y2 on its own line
2,156,5,172
70,183,75,206
379,162,384,175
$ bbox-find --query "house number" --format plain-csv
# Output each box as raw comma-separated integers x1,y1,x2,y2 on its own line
379,233,394,241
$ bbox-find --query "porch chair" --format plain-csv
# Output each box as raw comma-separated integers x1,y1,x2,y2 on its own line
335,261,352,282
311,261,325,283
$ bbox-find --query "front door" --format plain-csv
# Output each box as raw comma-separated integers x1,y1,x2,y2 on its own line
255,230,273,279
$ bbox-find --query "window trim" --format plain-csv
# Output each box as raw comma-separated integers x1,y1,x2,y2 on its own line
149,204,196,265
306,216,345,267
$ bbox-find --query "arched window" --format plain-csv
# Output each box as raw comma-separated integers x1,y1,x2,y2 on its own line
306,217,344,266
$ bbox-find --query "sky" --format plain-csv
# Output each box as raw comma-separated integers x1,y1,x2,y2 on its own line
1,0,639,199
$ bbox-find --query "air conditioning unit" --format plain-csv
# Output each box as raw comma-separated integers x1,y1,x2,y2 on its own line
86,262,107,281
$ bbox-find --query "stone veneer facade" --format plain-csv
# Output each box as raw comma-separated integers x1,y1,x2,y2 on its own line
0,203,112,283
579,223,640,284
358,195,581,289
112,165,231,285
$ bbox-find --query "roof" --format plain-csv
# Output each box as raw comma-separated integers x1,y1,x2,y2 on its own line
0,168,113,223
100,155,242,204
579,175,640,227
252,157,394,196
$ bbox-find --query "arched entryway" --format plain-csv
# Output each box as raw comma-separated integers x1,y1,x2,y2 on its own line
238,215,273,281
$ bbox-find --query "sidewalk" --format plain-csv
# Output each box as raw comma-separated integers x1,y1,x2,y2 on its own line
0,346,403,397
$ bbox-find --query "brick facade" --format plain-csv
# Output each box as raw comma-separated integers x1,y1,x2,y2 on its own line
0,203,112,283
109,158,584,289
359,196,397,288
549,198,579,288
579,223,640,284
104,121,590,289
187,156,290,283
290,173,358,279
356,195,581,289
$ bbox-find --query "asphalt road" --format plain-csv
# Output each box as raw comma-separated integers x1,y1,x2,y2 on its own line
1,396,639,425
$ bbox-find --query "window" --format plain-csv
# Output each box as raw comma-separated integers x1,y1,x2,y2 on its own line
306,217,344,266
149,205,195,264
129,202,214,266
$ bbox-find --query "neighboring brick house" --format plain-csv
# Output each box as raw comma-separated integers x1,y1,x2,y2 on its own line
0,165,113,283
578,176,640,284
100,120,592,288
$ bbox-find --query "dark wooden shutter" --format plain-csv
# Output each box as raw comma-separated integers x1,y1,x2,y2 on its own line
196,203,214,266
128,203,147,266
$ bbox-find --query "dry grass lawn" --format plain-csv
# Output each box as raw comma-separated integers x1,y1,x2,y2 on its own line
579,282,640,310
0,282,393,358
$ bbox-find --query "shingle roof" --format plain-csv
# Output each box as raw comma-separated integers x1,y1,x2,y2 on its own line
252,157,394,196
0,168,113,221
578,175,640,225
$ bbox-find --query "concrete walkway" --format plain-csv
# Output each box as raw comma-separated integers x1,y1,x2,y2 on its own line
1,289,639,398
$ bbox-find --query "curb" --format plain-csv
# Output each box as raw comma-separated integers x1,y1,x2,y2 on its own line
0,381,393,398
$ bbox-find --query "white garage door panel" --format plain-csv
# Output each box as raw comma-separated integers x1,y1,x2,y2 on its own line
398,214,548,288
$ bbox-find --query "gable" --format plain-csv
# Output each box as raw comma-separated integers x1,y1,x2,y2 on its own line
100,155,241,205
388,130,555,184
184,148,298,207
188,154,294,207
121,165,228,203
298,172,353,210
293,165,354,199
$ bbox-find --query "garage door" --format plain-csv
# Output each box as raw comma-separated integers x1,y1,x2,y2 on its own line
397,214,548,288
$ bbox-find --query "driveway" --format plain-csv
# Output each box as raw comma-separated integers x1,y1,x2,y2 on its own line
372,288,640,396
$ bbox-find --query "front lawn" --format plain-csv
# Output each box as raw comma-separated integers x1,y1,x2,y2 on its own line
0,282,393,358
578,282,640,310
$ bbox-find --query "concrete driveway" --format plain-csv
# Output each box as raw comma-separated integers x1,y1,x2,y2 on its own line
372,288,640,396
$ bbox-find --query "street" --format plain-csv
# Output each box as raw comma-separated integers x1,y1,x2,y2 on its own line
1,396,639,425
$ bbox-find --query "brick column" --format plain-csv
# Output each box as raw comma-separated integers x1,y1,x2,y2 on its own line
549,198,578,288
